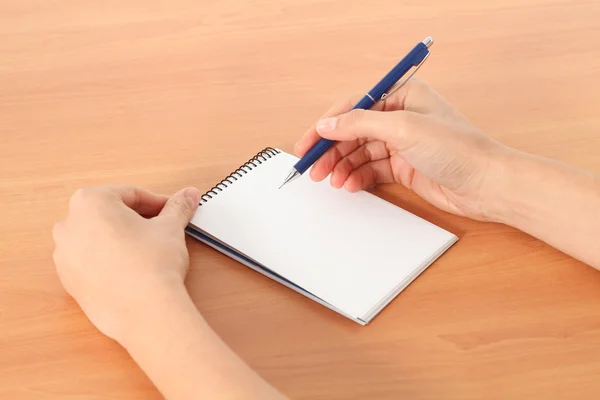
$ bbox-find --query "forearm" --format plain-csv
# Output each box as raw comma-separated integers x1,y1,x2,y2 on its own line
121,285,286,400
491,150,600,268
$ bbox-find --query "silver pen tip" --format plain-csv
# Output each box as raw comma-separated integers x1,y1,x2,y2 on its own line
279,168,301,189
422,36,434,48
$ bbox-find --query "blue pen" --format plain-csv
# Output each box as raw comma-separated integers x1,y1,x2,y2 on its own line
279,37,434,189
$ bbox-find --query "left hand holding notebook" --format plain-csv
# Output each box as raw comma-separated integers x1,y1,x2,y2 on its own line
52,185,200,344
52,186,286,399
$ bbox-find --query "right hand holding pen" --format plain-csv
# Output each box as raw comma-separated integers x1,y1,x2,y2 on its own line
294,79,512,221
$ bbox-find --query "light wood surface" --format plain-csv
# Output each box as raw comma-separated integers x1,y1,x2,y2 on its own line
2,1,600,399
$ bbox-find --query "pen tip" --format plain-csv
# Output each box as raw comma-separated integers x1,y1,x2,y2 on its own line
279,168,300,190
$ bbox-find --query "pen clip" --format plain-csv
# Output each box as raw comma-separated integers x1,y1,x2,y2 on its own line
380,52,430,101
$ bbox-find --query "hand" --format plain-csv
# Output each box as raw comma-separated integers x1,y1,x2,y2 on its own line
53,186,288,399
52,185,201,345
294,79,512,221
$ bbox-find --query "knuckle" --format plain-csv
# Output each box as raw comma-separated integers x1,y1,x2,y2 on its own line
70,188,95,207
171,197,190,216
70,188,85,204
407,76,429,93
70,187,108,210
361,143,372,161
344,109,366,126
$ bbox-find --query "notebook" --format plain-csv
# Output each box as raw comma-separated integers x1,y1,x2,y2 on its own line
187,147,457,325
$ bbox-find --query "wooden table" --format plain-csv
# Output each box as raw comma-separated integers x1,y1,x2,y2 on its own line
2,1,600,398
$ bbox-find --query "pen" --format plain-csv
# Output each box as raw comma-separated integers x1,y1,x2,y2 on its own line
279,36,434,189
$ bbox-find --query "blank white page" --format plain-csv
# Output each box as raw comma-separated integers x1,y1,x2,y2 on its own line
190,149,456,319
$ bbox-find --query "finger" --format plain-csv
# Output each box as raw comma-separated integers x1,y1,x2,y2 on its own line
309,139,361,182
343,154,429,197
329,141,389,188
158,187,201,229
294,91,388,158
104,185,169,218
389,154,417,189
316,109,418,151
294,94,363,158
343,159,397,193
407,172,449,208
311,109,413,182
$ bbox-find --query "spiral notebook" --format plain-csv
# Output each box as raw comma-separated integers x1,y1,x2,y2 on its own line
187,148,457,325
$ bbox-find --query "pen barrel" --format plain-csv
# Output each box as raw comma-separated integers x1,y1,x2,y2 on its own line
294,138,335,174
366,42,429,100
353,95,376,110
294,95,375,175
293,41,429,177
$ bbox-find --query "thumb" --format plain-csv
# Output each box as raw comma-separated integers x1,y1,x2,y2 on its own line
315,109,418,150
158,187,201,228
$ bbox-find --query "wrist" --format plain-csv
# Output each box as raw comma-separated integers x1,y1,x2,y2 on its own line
118,280,287,400
481,146,532,225
119,281,198,351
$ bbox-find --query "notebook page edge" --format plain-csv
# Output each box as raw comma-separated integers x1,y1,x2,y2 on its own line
185,226,365,325
360,234,459,323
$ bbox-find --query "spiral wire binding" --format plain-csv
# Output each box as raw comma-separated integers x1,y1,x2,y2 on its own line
199,147,281,205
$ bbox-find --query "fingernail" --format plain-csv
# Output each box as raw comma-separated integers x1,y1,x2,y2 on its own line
184,187,201,207
316,117,338,134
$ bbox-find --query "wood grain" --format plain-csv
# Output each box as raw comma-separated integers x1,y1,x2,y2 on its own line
2,0,600,398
